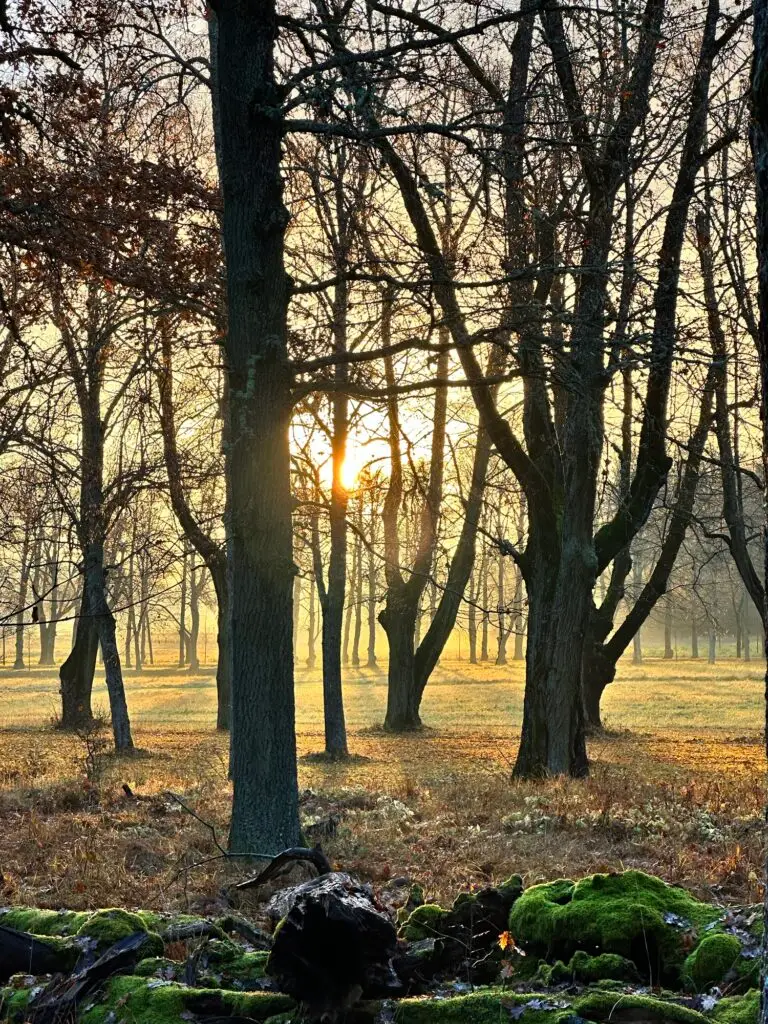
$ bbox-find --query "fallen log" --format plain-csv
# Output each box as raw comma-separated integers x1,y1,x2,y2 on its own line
0,924,75,981
28,931,158,1024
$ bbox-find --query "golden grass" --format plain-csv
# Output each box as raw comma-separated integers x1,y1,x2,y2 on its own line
0,657,763,923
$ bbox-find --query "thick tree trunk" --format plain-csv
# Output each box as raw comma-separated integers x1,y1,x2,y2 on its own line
708,630,716,664
691,616,699,658
216,0,299,852
59,586,97,729
514,531,590,778
381,595,420,731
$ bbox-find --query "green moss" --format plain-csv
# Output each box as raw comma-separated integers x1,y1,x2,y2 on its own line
509,871,721,982
400,904,451,942
78,975,294,1024
683,934,742,990
73,908,164,957
393,989,572,1024
205,939,270,981
0,907,91,936
708,991,759,1024
0,985,34,1018
541,951,639,985
575,991,708,1024
134,957,181,978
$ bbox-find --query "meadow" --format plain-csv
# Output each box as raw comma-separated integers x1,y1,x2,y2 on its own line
0,656,763,924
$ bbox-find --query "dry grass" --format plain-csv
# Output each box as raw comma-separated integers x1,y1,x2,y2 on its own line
0,657,763,923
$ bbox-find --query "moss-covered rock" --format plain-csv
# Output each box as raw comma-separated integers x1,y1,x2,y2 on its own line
203,939,270,984
392,987,714,1024
509,871,720,983
540,950,639,985
75,975,294,1023
683,934,743,990
400,904,452,942
709,990,759,1024
0,905,163,958
0,907,91,936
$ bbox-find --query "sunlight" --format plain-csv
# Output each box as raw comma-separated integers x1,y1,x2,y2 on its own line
340,444,365,491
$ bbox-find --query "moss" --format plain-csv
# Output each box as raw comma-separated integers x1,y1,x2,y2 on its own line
498,875,524,902
541,951,639,985
509,871,721,982
78,975,294,1024
0,985,34,1020
0,907,91,936
134,957,181,978
73,908,164,957
204,939,270,981
708,991,759,1024
684,934,743,991
575,991,708,1024
400,904,452,942
393,989,573,1024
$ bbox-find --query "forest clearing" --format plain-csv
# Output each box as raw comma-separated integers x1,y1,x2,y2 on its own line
3,0,768,1019
0,658,762,916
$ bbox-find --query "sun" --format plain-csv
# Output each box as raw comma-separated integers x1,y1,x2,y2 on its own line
340,445,364,491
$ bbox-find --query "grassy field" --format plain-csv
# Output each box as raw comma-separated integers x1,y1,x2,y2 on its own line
0,657,764,923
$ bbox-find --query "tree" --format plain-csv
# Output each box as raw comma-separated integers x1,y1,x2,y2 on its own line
213,0,300,852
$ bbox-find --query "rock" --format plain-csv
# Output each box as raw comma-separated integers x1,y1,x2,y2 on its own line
683,933,748,991
266,872,402,1017
508,871,721,984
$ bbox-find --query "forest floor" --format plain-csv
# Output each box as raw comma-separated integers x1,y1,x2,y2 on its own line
0,658,763,922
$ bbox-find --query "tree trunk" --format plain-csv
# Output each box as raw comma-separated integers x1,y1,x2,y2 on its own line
366,507,377,667
216,0,300,853
495,543,508,666
188,552,201,671
467,572,477,664
514,531,589,778
480,539,489,661
691,615,699,658
381,594,420,731
39,623,56,667
664,601,674,659
179,545,188,667
581,642,617,732
708,630,716,664
13,524,30,670
292,573,302,659
85,543,133,751
213,565,231,730
352,527,363,668
307,571,317,669
59,586,97,729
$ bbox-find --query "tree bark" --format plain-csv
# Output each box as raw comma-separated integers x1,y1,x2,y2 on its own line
58,586,97,729
215,0,300,852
